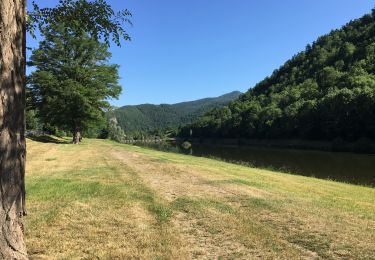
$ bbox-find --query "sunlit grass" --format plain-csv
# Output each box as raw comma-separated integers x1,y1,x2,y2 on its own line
25,138,375,259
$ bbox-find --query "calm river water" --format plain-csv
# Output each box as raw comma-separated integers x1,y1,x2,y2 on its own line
134,142,375,187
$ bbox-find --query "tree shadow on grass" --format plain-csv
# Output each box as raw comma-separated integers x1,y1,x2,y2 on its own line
27,135,71,144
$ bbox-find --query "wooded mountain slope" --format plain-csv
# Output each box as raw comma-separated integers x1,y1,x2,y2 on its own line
113,91,242,133
180,9,375,141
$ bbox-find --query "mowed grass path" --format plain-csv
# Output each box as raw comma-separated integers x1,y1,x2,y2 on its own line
26,138,375,259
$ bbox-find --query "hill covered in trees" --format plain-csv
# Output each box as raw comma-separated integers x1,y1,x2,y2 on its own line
180,9,375,142
112,91,242,133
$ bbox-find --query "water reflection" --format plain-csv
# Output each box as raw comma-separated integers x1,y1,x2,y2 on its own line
133,141,375,187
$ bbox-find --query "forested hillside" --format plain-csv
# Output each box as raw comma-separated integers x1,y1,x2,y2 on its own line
112,91,241,133
180,9,375,142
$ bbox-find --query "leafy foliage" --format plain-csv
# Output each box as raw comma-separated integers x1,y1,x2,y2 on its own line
107,117,127,142
181,9,375,141
112,91,242,134
28,23,121,139
28,0,132,46
26,110,41,130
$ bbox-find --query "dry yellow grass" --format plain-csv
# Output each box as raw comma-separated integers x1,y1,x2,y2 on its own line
25,138,375,259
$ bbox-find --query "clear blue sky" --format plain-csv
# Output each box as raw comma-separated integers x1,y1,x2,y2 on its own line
28,0,374,106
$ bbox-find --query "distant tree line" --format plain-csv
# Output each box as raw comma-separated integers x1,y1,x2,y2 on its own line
180,9,375,143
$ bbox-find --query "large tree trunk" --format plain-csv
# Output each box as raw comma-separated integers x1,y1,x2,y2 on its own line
0,0,28,259
73,128,82,144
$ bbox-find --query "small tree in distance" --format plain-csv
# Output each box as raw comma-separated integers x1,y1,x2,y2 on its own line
28,23,122,143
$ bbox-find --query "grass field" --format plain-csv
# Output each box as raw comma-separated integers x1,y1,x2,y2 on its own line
25,138,375,259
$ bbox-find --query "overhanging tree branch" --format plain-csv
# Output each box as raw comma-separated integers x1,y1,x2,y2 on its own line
28,0,132,46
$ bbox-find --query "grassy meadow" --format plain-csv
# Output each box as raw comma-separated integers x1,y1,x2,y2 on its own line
25,137,375,259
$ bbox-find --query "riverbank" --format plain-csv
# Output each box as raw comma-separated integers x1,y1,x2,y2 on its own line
132,140,375,187
177,137,375,154
26,137,375,259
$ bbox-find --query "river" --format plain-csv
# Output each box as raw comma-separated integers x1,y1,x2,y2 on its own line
133,141,375,187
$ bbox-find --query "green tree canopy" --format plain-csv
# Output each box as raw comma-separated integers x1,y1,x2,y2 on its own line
28,0,132,46
28,23,121,143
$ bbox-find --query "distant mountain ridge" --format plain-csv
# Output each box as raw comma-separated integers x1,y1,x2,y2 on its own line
113,91,242,133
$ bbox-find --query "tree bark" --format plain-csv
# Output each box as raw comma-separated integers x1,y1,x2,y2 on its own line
0,0,28,258
73,128,82,144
